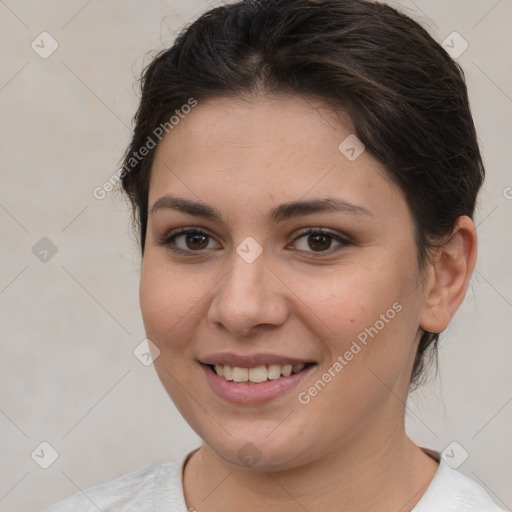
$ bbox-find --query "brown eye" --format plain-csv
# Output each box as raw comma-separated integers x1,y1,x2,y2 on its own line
306,233,333,252
160,228,220,253
183,232,209,250
292,229,350,256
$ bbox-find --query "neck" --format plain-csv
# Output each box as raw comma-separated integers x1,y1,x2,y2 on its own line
183,420,438,512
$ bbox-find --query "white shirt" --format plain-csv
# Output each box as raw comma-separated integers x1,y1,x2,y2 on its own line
41,448,506,511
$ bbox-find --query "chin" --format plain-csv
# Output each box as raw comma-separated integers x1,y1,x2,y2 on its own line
200,427,318,473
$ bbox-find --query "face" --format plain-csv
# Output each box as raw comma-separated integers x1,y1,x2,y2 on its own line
140,95,427,471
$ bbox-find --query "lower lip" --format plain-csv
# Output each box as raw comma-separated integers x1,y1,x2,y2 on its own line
201,363,316,405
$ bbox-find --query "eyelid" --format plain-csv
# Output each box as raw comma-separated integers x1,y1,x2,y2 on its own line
158,227,220,254
158,226,352,257
289,228,352,255
293,227,352,243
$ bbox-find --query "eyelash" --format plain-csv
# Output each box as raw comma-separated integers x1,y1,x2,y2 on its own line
157,227,351,258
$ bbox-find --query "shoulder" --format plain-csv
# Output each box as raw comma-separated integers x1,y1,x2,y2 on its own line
414,455,506,512
40,457,186,512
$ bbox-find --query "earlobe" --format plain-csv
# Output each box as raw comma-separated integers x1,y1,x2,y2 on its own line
419,216,477,334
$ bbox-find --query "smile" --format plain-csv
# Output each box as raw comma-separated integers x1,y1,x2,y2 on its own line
210,363,313,383
200,361,317,404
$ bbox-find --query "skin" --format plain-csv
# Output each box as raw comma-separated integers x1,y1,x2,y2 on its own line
139,94,477,512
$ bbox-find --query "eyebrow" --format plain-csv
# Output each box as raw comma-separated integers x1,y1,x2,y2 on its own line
150,194,374,223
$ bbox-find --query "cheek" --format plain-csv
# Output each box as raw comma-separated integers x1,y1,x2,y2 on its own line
139,257,204,409
139,256,198,351
288,264,401,336
289,260,419,379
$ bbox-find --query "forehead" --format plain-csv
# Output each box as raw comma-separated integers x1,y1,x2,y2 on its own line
154,94,356,172
148,94,407,225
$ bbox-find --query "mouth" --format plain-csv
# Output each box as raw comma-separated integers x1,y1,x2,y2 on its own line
200,360,317,405
204,362,315,384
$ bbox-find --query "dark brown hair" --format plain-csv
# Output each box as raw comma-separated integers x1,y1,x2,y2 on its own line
119,0,485,387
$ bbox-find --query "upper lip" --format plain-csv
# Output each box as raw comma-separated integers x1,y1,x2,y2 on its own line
200,352,315,368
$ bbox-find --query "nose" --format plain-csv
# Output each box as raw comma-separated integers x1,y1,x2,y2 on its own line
206,248,289,337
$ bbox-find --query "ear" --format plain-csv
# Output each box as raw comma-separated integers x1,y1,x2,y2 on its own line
419,216,477,334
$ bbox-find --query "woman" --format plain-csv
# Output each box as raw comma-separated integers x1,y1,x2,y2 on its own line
42,0,505,510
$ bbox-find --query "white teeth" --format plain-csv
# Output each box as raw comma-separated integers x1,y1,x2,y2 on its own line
248,366,268,383
212,363,309,382
267,364,282,380
223,365,233,381
281,364,292,377
232,367,249,382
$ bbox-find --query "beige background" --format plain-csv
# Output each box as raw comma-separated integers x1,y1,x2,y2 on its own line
0,1,510,511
